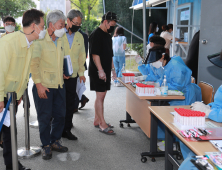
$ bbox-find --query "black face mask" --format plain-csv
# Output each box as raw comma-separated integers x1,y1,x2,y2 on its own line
69,25,80,33
107,26,115,33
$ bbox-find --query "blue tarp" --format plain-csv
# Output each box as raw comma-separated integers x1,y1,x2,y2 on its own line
178,0,194,5
132,0,149,6
132,0,194,6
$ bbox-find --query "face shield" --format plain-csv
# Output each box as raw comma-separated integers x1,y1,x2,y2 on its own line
147,50,164,64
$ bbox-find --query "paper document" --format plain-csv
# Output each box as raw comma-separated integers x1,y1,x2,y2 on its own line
64,55,73,76
209,141,222,152
76,77,86,100
0,109,10,127
205,121,218,128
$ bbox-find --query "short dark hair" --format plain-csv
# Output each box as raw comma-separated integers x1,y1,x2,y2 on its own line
168,24,173,30
148,22,158,35
162,25,169,31
22,9,44,27
3,16,15,23
115,27,124,37
101,11,118,23
149,35,166,46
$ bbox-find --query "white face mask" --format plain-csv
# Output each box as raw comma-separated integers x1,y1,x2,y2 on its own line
151,60,162,69
35,25,46,39
5,25,15,33
156,27,159,32
54,26,65,37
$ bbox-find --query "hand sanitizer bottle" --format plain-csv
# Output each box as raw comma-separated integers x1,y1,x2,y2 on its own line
161,75,168,96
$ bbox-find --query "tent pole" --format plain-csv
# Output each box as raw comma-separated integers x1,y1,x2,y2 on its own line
172,0,177,56
143,0,147,59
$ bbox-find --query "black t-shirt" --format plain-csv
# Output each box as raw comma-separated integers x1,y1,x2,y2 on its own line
88,27,113,79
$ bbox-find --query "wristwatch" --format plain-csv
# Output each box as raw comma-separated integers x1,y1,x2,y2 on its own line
111,68,115,71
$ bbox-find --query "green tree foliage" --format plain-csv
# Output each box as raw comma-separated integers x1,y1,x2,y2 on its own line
81,16,100,35
70,0,99,34
127,43,144,58
15,23,22,31
0,0,36,20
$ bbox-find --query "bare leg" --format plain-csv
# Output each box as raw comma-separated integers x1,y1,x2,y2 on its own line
94,91,113,133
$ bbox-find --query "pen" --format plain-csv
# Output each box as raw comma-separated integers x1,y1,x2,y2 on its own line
203,128,212,134
194,128,204,136
192,155,207,158
198,128,207,135
181,130,189,138
179,132,185,138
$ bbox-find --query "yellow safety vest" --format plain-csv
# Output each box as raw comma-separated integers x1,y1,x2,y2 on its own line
62,31,86,78
30,31,65,88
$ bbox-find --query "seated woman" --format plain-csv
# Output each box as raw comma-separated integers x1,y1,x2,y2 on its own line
138,35,166,85
146,46,202,140
146,46,202,106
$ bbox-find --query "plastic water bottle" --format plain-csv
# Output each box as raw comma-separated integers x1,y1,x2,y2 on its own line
161,75,168,96
121,63,126,75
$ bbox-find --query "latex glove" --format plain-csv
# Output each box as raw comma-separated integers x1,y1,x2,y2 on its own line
111,70,117,81
191,101,211,117
146,44,151,55
98,70,106,82
135,55,143,66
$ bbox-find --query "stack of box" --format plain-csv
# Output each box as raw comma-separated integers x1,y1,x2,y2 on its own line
174,108,205,129
136,83,155,96
122,73,135,83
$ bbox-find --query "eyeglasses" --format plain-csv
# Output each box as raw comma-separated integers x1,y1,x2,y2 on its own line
71,21,82,27
5,23,15,26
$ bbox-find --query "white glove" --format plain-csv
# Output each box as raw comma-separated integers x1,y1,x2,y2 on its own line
98,70,106,81
147,44,151,55
135,55,142,66
191,102,211,117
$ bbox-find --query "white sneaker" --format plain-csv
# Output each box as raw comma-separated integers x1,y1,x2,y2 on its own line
116,83,122,87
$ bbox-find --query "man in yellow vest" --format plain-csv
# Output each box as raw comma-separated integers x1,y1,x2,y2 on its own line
31,10,68,160
61,9,86,140
1,16,16,37
0,9,45,170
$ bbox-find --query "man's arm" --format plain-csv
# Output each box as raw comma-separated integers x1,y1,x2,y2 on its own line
30,42,49,99
0,42,12,112
78,37,86,83
92,54,106,81
111,58,116,80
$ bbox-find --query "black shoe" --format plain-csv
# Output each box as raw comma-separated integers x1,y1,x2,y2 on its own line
51,140,68,152
73,108,78,113
62,131,78,140
79,97,89,109
42,145,52,160
6,162,31,170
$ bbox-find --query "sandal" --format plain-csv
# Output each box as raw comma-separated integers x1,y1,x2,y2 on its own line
94,123,114,128
99,127,116,135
